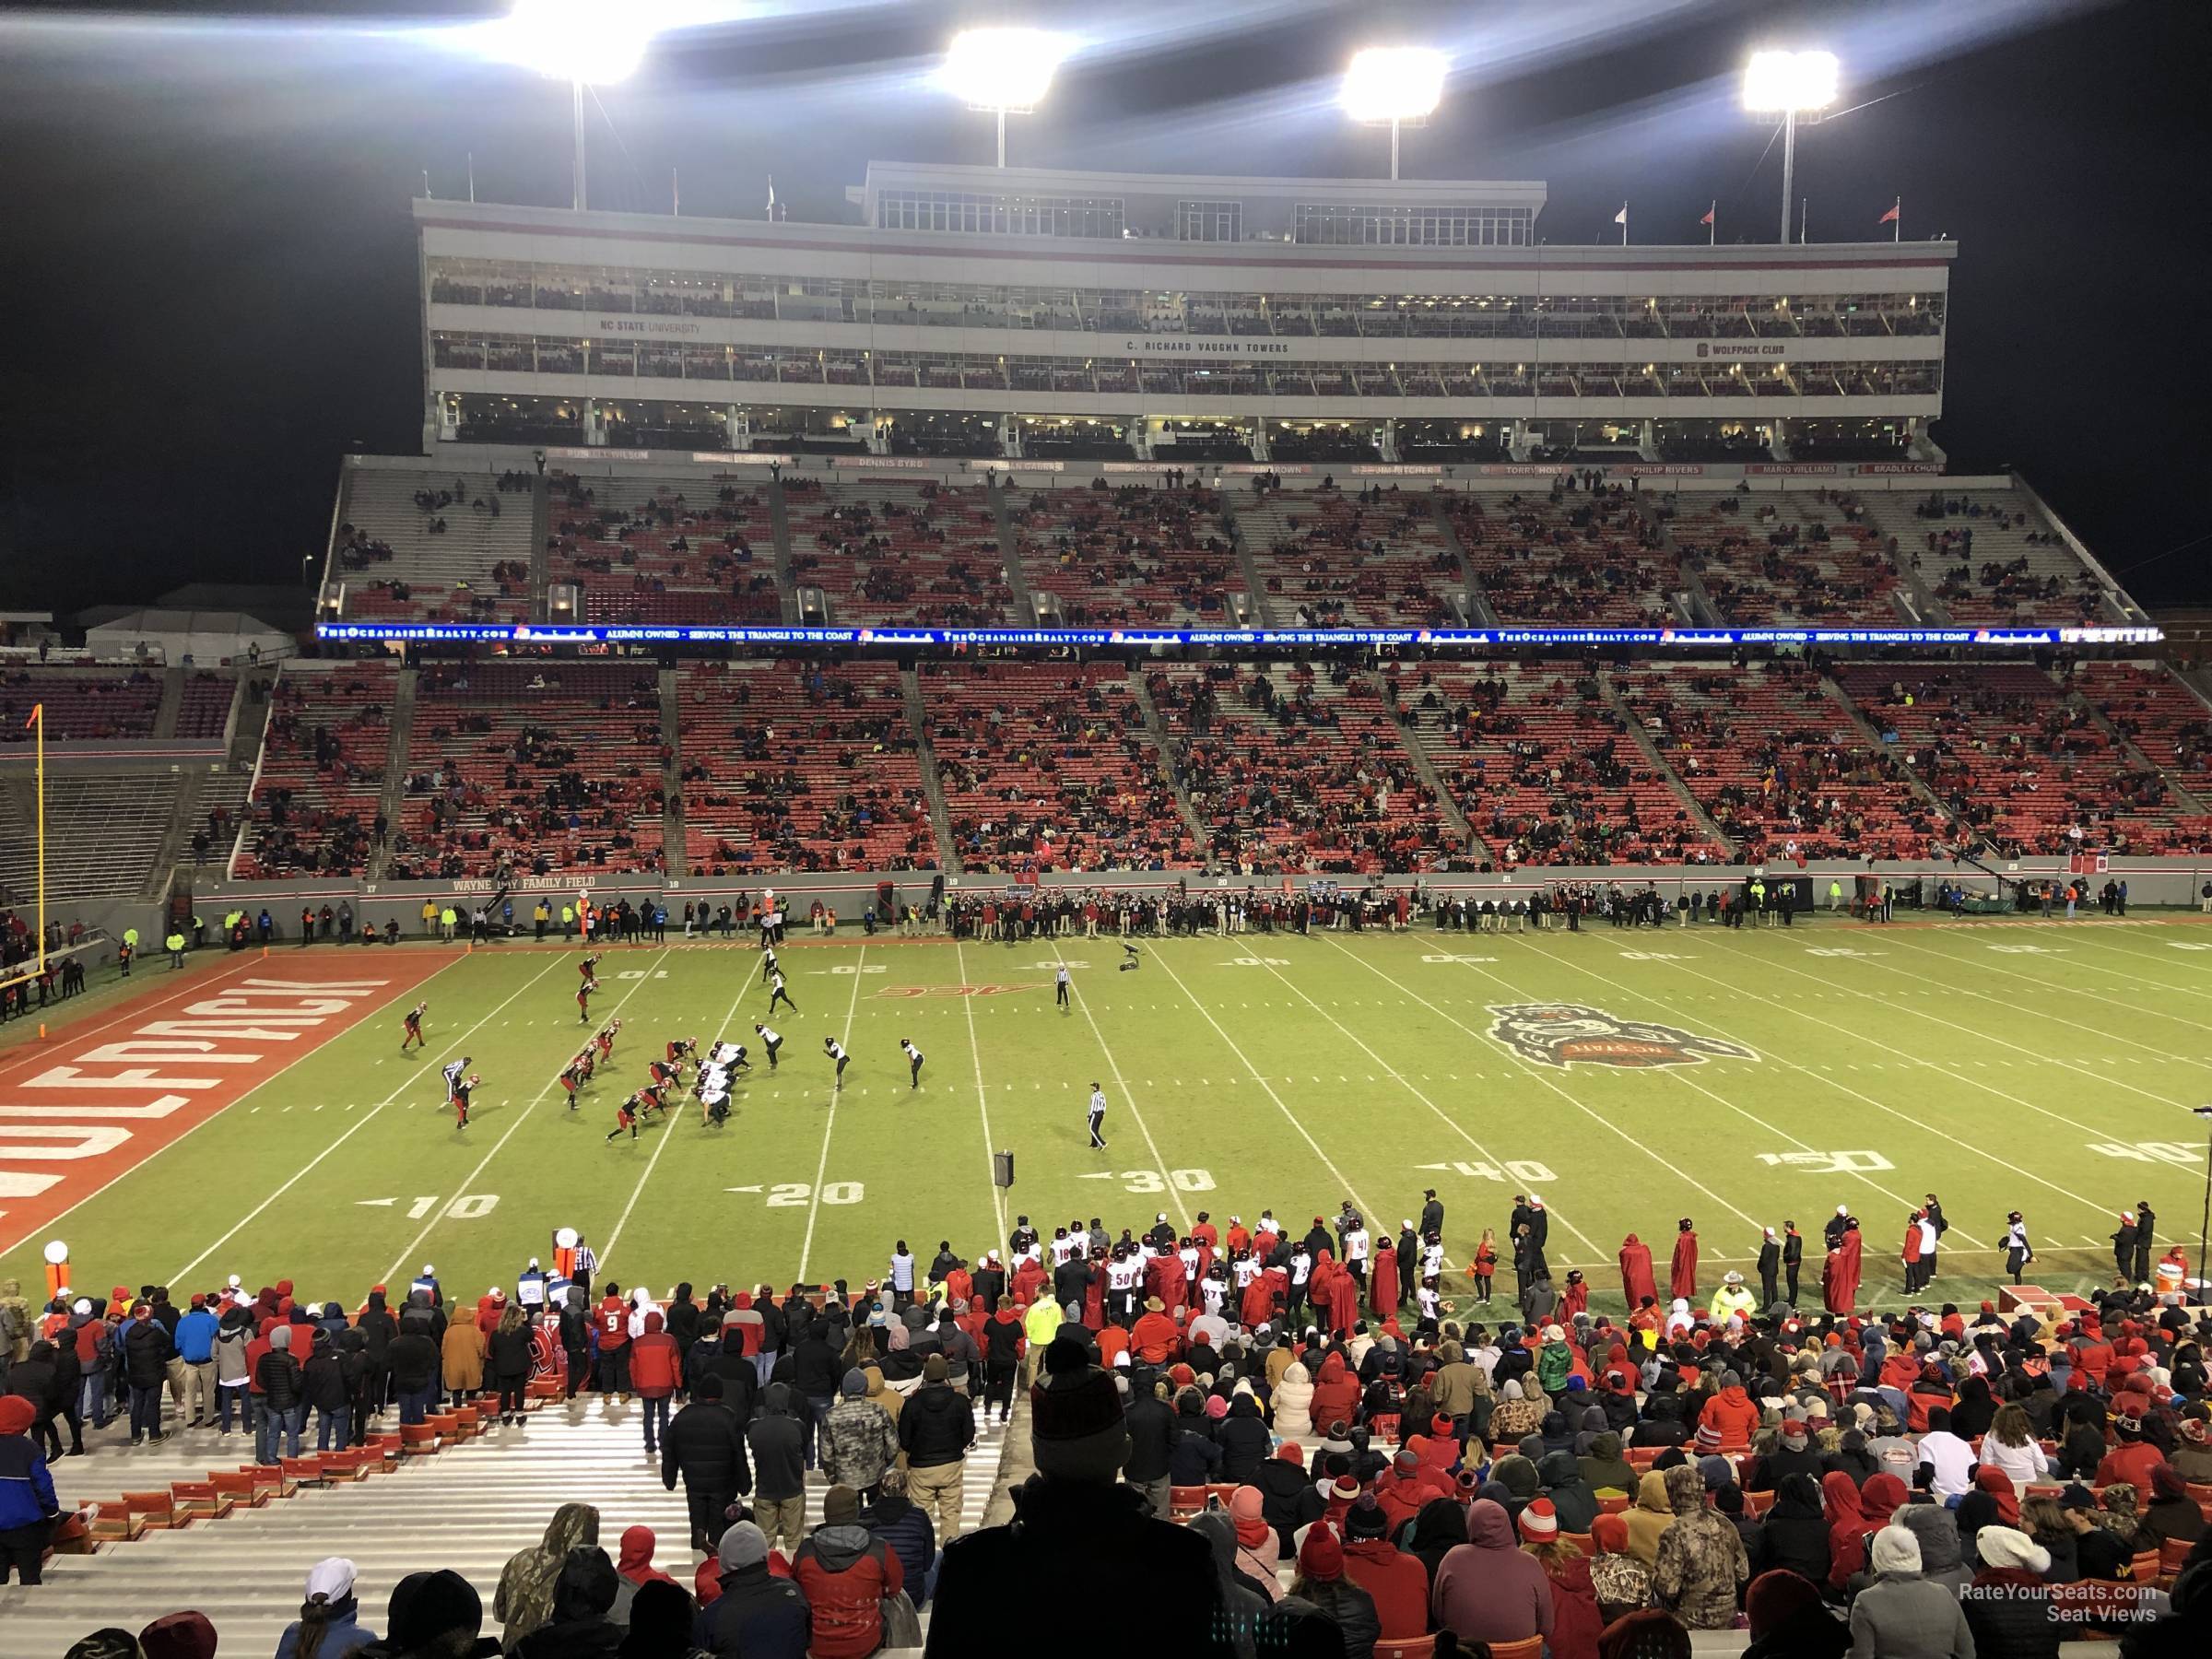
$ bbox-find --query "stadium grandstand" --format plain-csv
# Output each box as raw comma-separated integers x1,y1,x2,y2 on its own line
7,36,2212,1659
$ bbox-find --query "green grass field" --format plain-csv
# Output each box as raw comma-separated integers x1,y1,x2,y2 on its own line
9,912,2212,1319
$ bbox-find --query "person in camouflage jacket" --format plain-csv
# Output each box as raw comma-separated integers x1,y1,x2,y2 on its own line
1652,1462,1748,1630
819,1367,899,1497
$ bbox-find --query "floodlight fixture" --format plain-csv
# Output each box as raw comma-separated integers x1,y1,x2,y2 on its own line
1342,46,1448,180
499,1,659,212
943,28,1070,167
1744,49,1839,243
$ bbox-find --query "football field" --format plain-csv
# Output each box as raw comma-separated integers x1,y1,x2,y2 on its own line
6,912,2211,1319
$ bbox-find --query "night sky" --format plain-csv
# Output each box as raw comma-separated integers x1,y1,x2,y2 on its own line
4,0,2206,619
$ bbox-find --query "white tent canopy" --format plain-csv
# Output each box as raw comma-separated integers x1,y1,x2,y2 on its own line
82,608,291,665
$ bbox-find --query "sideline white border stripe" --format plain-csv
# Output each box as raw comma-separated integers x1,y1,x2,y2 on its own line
172,951,568,1281
795,944,866,1281
381,947,674,1287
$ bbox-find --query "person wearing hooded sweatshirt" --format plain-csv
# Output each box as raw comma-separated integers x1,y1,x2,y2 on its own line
1539,1447,1601,1534
1338,1495,1426,1639
386,1312,441,1429
1849,1524,1973,1659
1223,1485,1287,1603
1190,1507,1276,1659
1961,1524,2059,1659
1753,1472,1832,1583
497,1503,602,1652
355,1288,397,1418
695,1521,808,1659
791,1484,903,1659
1271,1359,1315,1441
617,1524,677,1602
1308,1350,1359,1432
1653,1460,1747,1629
276,1556,378,1658
257,1324,307,1463
1215,1389,1272,1485
925,1334,1222,1658
1824,1470,1873,1593
302,1327,359,1452
822,1369,899,1500
1741,1568,1849,1659
209,1308,253,1435
1625,1470,1677,1567
1433,1495,1553,1647
747,1382,808,1558
1630,1391,1689,1449
1580,1430,1638,1499
441,1310,488,1411
513,1546,625,1659
1703,1371,1759,1448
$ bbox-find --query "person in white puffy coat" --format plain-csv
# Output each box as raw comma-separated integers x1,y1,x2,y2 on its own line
1272,1359,1315,1441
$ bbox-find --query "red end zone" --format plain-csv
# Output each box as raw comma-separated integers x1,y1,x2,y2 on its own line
0,952,457,1254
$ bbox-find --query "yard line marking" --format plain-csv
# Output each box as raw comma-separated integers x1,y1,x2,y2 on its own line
954,939,1008,1247
1243,951,1606,1260
796,946,868,1281
171,951,562,1282
1725,941,2197,1116
1315,935,1763,1232
1636,949,2158,1222
377,949,674,1288
596,957,759,1277
1145,945,1378,1230
1512,942,1988,1246
2006,929,2212,1001
1870,932,2212,1065
1046,938,1186,1230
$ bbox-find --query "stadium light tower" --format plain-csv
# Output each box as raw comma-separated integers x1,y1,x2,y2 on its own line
502,0,656,212
1744,49,1839,243
942,29,1068,168
1341,47,1447,180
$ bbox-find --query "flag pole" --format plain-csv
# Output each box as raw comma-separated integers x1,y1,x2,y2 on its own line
1894,195,1901,242
31,704,44,988
1620,201,1629,246
1709,201,1716,247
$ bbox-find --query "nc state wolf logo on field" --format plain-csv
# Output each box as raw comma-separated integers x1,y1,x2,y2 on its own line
1486,1003,1758,1069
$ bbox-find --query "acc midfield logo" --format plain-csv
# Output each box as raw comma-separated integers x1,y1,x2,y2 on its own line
1486,1003,1758,1069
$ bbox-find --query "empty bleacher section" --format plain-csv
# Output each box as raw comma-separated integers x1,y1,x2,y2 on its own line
1864,488,2112,624
174,671,238,741
1150,663,1446,873
920,661,1198,872
2073,662,2212,799
784,481,1012,625
1006,482,1244,626
1835,663,2212,856
547,473,782,624
331,464,534,623
1613,663,1947,859
388,663,665,881
0,666,164,742
1447,487,1683,626
234,664,395,878
676,660,935,872
0,773,182,900
1235,486,1462,627
1394,663,1719,866
1666,489,1905,624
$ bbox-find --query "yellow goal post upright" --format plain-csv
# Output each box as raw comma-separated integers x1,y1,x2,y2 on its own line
1,702,46,997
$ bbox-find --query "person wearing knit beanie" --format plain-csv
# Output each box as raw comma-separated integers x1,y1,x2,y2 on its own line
1298,1521,1347,1583
1028,1334,1128,1483
1973,1524,2052,1575
137,1612,218,1659
1744,1566,1826,1641
1519,1497,1559,1543
1227,1487,1286,1602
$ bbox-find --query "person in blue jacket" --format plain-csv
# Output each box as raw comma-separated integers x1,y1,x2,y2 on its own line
0,1394,61,1584
172,1293,220,1430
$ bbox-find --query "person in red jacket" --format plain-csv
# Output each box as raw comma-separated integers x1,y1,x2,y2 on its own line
594,1288,630,1398
1521,1500,1605,1659
1702,1372,1759,1449
629,1311,682,1456
1309,1351,1359,1433
792,1483,903,1659
1240,1265,1279,1331
1618,1234,1657,1309
1670,1218,1699,1303
2092,1406,2167,1490
1371,1236,1399,1316
1130,1297,1180,1365
1190,1213,1218,1278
